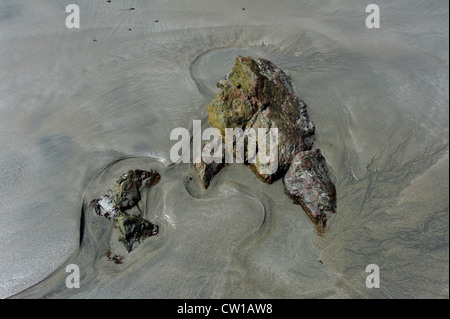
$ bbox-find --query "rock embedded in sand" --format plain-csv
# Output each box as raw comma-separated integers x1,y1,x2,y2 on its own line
116,214,159,252
196,55,336,235
90,195,119,220
194,156,226,189
109,169,160,213
90,169,161,253
194,141,227,189
283,149,336,235
206,55,315,182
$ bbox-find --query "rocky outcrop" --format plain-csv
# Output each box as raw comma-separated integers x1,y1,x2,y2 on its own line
196,55,336,235
90,169,160,252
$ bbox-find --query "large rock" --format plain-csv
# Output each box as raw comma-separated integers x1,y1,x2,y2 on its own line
283,149,336,235
207,55,315,182
196,55,336,235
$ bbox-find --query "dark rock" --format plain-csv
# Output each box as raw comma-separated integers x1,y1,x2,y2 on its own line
90,169,161,253
116,215,159,252
283,149,336,235
194,159,226,189
109,169,160,212
90,195,119,220
106,251,124,264
194,141,226,189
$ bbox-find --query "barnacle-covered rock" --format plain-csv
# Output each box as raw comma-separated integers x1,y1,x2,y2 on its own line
207,55,315,183
283,149,336,235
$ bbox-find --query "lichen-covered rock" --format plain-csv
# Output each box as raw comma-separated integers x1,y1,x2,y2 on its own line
207,56,315,182
283,149,336,235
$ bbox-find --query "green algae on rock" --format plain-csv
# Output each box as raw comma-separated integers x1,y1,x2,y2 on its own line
207,55,315,183
90,169,160,253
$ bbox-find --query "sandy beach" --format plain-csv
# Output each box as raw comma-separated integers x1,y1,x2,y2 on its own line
0,0,448,298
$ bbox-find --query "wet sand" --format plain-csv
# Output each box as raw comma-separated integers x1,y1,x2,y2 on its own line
0,0,448,298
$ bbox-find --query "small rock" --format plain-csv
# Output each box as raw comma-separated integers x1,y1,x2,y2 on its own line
90,195,119,220
194,141,226,189
91,169,161,254
109,169,160,212
207,56,315,182
116,215,159,252
106,251,124,264
196,56,336,235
